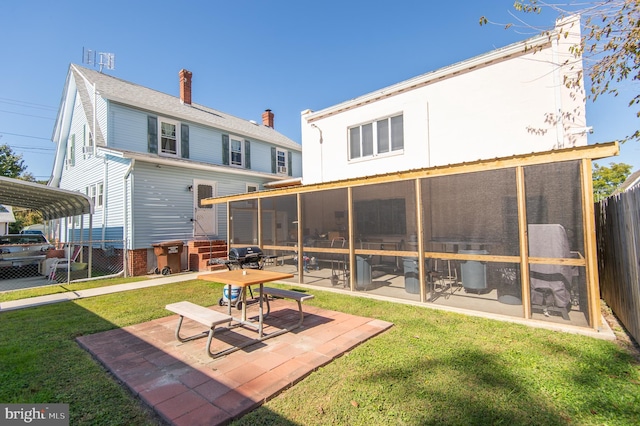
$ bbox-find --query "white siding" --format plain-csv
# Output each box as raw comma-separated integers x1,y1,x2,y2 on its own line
107,104,294,175
301,18,586,184
109,104,149,152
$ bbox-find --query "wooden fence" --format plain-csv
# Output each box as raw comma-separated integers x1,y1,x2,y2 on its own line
595,185,640,343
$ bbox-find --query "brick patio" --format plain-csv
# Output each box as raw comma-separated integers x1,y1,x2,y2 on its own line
77,298,393,425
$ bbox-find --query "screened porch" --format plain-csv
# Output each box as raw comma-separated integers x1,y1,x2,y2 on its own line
204,143,618,332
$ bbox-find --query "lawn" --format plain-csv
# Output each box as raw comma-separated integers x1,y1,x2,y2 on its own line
0,277,638,425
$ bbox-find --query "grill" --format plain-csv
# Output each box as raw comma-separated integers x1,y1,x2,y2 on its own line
229,246,265,269
226,246,265,270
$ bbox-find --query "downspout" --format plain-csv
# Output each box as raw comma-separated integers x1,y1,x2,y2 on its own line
426,102,431,168
551,37,564,149
92,83,97,153
101,157,107,245
123,159,135,278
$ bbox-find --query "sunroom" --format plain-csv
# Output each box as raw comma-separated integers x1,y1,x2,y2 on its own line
203,142,618,333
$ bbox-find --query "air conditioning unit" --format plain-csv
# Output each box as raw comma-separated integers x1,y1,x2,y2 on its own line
82,146,94,155
66,158,74,167
277,165,287,174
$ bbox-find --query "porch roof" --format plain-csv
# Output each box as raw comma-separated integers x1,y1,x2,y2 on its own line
0,176,93,221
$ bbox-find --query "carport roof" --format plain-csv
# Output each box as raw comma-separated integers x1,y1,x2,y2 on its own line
0,176,93,221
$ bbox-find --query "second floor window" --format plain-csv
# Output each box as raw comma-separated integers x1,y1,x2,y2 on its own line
222,134,250,168
67,134,76,167
349,114,404,160
160,120,178,156
277,149,287,174
231,137,243,166
148,116,189,158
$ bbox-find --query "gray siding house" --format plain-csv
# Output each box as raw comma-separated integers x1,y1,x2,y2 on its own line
49,65,301,275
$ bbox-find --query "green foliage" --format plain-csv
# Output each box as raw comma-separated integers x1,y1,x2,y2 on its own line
8,209,44,234
481,1,640,142
593,161,633,201
0,144,26,178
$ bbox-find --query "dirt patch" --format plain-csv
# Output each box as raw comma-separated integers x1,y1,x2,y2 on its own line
601,301,640,363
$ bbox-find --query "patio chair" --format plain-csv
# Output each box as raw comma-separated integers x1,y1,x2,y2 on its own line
47,245,82,283
428,258,457,298
528,224,574,320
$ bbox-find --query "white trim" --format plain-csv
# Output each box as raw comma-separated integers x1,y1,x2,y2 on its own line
97,147,289,180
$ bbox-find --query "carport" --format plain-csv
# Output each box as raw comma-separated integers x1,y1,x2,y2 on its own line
0,176,94,283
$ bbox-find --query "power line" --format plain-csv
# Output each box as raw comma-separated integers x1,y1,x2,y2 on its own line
0,131,51,141
7,145,55,152
0,109,55,120
0,99,57,112
0,97,57,110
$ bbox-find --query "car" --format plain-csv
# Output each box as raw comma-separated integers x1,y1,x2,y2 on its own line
20,229,45,236
0,234,54,270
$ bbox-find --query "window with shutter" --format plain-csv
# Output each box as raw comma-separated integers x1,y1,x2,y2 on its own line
275,148,288,175
223,134,245,167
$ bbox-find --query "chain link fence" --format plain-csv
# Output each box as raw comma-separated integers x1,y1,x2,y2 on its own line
0,240,125,291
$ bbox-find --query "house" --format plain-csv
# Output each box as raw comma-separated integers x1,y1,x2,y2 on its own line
0,204,15,235
199,14,618,334
49,65,301,275
300,15,588,184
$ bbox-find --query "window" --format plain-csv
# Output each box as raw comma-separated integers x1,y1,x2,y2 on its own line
86,182,104,209
67,134,75,167
355,198,406,235
159,119,179,156
276,149,287,174
349,114,404,160
230,137,243,166
222,135,250,168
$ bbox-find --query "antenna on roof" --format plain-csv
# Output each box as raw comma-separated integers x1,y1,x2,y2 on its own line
82,47,116,73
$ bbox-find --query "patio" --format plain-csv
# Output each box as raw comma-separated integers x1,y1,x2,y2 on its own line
76,297,393,426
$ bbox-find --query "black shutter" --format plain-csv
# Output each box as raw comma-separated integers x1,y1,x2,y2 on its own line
271,147,276,173
244,140,251,169
147,116,158,154
180,124,189,159
288,151,293,176
222,134,229,165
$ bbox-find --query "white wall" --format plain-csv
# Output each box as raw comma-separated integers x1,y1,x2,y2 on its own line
301,16,587,184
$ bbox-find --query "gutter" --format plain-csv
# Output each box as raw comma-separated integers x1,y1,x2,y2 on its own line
99,147,291,181
263,177,303,189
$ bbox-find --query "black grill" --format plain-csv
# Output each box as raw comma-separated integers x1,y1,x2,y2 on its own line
209,246,267,270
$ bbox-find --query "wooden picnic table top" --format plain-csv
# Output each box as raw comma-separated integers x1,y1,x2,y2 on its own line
198,269,294,287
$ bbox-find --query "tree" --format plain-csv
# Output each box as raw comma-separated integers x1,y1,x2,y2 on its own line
592,161,632,201
0,143,27,178
0,143,42,232
480,0,640,142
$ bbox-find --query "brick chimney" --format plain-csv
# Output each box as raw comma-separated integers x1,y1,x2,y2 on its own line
179,69,192,105
262,109,274,128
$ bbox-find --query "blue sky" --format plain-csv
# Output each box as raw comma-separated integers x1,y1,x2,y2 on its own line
1,1,637,181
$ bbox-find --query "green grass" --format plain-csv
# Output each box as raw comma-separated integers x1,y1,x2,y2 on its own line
1,278,639,425
0,276,151,302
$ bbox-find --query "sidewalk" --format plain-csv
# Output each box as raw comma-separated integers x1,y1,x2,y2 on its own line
0,272,204,312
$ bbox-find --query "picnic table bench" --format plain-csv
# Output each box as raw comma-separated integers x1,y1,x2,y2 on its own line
262,287,315,332
165,301,233,358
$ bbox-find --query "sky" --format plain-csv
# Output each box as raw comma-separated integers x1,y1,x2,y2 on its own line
1,1,638,181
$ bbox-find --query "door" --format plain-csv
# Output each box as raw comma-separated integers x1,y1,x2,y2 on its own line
193,180,217,237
